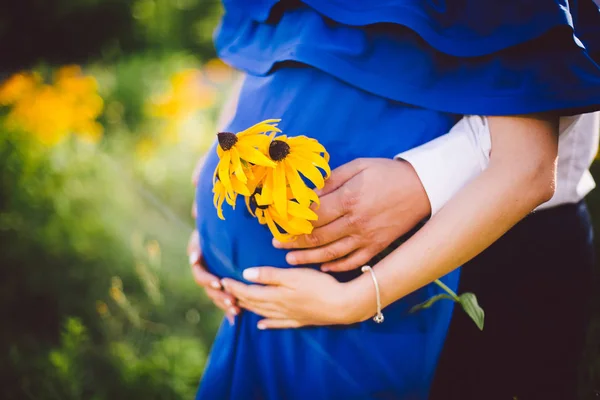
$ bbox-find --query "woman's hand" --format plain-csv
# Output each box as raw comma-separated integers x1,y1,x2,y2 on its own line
221,267,373,329
274,158,430,272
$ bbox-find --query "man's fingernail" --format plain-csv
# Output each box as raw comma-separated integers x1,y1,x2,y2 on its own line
272,238,282,248
243,268,259,281
211,281,221,289
189,252,199,265
286,254,296,265
221,279,229,289
257,323,266,330
314,188,322,196
224,298,232,307
229,307,238,315
321,267,330,272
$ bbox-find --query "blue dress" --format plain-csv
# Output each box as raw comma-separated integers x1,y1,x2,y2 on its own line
196,1,600,399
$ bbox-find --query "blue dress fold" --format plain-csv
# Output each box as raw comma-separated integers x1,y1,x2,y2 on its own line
215,1,600,115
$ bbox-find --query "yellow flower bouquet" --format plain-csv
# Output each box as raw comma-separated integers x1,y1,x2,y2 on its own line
211,119,484,330
212,119,330,242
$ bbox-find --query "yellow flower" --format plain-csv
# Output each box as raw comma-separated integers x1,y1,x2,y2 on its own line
212,119,280,219
0,66,104,145
259,135,330,217
247,189,318,242
0,72,40,105
148,69,217,120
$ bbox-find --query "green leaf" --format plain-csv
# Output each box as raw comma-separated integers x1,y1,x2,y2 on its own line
410,293,455,313
458,292,485,331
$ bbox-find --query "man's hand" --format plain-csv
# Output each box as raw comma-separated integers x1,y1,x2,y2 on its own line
274,158,431,272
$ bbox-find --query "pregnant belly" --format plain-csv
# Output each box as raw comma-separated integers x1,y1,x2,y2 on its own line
195,66,458,280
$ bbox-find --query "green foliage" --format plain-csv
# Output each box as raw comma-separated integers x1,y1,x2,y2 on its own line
0,54,224,399
0,0,222,71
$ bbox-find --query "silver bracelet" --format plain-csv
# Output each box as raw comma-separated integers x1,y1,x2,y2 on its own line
361,265,384,323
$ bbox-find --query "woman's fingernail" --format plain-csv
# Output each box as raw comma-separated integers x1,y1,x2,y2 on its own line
286,254,296,265
211,281,221,289
229,307,238,315
224,298,232,307
272,238,282,248
321,267,330,272
257,323,266,330
314,188,322,197
189,252,199,265
221,279,229,290
243,268,259,281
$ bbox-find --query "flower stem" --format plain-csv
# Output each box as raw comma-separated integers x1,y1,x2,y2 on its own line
433,279,460,302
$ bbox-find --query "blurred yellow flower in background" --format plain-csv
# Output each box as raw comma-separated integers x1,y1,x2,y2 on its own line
0,65,104,145
148,69,216,120
135,137,159,160
0,72,41,105
203,58,234,84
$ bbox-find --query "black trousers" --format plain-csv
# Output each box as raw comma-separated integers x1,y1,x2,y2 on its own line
429,201,595,400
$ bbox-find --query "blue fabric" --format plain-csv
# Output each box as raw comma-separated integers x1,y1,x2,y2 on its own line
215,1,600,115
195,67,461,399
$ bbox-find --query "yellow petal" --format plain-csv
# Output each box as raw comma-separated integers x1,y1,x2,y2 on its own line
248,165,268,193
300,151,331,178
240,133,272,150
269,207,312,236
216,196,225,219
288,201,318,220
213,182,226,220
230,147,247,184
286,217,314,234
245,196,255,216
285,160,311,206
260,168,274,205
288,136,326,153
236,142,276,167
225,191,237,206
264,210,294,242
287,153,325,189
231,174,251,196
237,120,281,138
212,165,218,185
256,209,267,225
217,151,232,194
307,188,320,208
213,181,223,208
217,145,223,158
272,162,287,217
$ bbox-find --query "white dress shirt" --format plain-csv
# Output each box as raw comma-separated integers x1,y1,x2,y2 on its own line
397,112,600,214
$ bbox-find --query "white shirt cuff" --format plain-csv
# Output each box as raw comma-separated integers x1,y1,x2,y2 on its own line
395,116,491,215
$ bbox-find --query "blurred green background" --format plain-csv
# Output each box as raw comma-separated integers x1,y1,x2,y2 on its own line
0,1,599,399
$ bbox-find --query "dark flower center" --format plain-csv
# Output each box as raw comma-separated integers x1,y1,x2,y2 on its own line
269,140,290,161
217,132,237,151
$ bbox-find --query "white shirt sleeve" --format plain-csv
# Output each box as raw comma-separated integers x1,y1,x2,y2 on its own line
395,116,491,215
